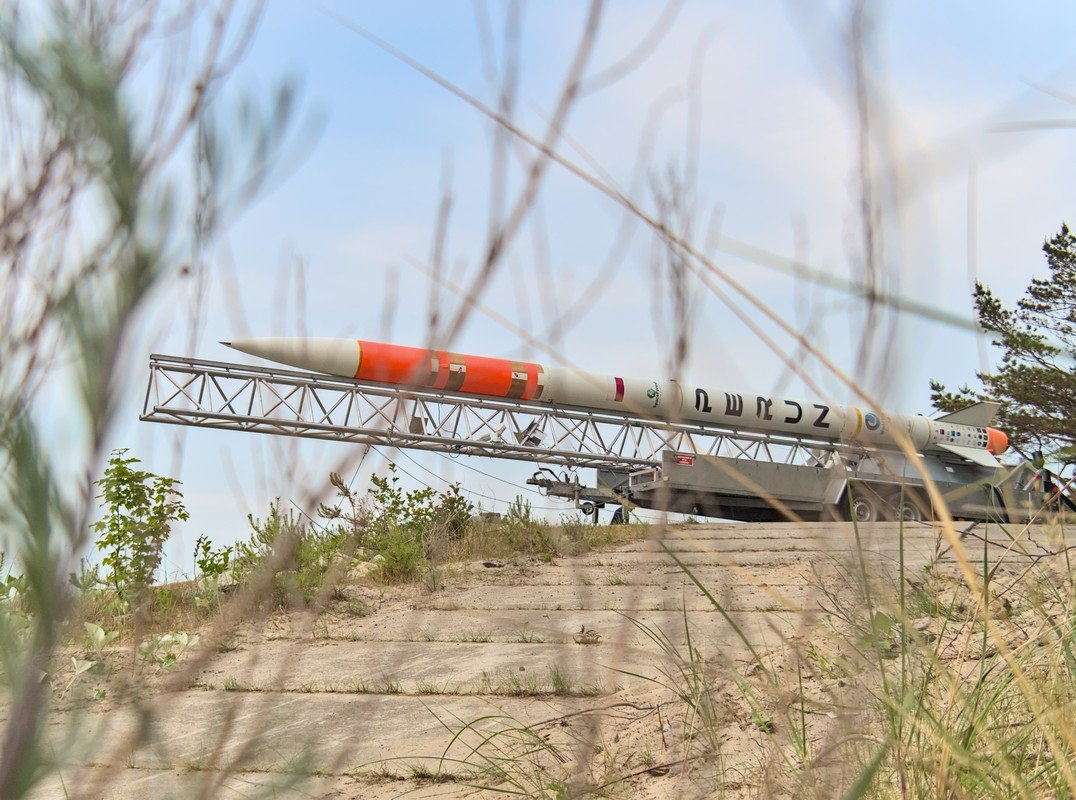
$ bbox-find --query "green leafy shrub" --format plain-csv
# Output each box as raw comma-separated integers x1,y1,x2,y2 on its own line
433,482,473,540
234,500,299,572
193,534,231,580
138,631,199,671
235,500,350,606
367,463,437,538
339,464,472,581
92,449,188,601
316,466,477,581
68,558,102,593
82,622,117,659
0,559,32,642
501,495,556,555
365,464,436,580
504,495,533,526
377,530,425,582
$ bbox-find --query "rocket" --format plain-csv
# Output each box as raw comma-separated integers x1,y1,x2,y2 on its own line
222,338,1010,467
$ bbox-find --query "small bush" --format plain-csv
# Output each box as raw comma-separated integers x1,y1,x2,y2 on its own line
434,482,473,540
559,514,590,544
234,500,351,606
367,463,437,540
496,495,556,556
0,561,32,641
377,529,425,582
342,464,473,582
193,534,231,581
504,495,533,526
92,449,188,603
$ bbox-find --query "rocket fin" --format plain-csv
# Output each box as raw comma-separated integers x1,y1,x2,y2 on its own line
934,443,1001,468
935,401,1001,428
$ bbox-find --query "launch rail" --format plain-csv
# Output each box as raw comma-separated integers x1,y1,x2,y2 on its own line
141,355,1061,523
141,354,847,473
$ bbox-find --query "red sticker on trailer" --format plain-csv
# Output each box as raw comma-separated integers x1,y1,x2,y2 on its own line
675,454,695,466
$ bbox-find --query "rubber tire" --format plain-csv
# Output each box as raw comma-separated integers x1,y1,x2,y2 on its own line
847,492,880,523
896,501,923,523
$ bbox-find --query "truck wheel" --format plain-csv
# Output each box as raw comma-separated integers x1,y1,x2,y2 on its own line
896,501,922,523
847,492,880,523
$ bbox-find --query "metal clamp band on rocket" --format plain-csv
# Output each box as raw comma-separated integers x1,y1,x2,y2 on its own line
222,337,1009,468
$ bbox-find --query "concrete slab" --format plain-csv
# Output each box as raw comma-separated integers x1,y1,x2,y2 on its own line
196,639,652,694
416,582,818,612
46,691,597,774
311,607,803,647
26,521,1064,799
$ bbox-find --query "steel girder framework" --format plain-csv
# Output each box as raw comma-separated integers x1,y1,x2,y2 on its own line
141,355,841,471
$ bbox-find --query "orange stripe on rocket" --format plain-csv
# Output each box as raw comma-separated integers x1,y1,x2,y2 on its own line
354,340,544,401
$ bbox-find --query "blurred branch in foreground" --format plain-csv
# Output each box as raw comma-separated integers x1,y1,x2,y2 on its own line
0,2,304,797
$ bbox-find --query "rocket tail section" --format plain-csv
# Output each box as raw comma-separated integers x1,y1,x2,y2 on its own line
935,401,1001,428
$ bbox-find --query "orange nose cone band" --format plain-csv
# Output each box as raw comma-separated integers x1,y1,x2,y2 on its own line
987,427,1009,456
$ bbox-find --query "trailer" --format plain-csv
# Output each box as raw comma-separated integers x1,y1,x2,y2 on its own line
623,449,1008,522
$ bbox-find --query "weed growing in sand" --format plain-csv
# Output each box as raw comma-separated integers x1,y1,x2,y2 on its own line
138,632,199,671
427,705,602,796
629,518,1076,797
343,598,374,618
514,627,544,643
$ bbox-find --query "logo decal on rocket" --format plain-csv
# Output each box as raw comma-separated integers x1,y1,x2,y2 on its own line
694,388,712,413
864,412,882,432
647,383,660,408
812,404,832,429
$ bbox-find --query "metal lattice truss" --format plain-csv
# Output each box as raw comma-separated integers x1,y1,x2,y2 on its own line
141,355,842,471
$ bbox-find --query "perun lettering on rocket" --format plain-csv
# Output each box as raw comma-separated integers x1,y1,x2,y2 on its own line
222,337,1010,468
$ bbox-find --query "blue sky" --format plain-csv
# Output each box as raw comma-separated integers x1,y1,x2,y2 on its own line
105,1,1076,575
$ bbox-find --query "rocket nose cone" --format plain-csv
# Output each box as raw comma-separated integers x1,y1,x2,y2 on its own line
220,341,233,347
222,337,361,379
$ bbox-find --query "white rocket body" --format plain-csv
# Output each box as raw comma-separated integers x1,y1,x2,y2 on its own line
223,337,1008,467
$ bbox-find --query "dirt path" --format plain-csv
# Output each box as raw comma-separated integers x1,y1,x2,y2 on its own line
29,520,1054,799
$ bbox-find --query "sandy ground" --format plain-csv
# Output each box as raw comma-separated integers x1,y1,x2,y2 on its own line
23,520,1059,799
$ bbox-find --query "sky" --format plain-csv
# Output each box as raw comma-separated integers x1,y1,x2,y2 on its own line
98,0,1076,577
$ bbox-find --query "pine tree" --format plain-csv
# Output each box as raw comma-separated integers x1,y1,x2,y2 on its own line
931,223,1076,460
